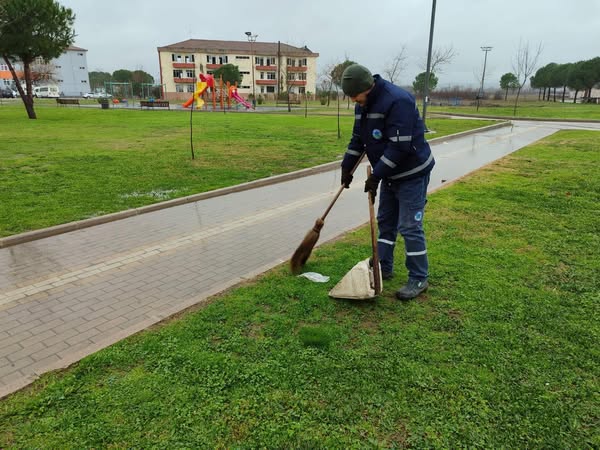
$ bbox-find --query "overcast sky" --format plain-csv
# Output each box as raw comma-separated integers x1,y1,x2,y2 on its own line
60,0,600,90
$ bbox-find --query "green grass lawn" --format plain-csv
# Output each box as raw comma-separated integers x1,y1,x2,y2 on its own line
0,103,494,237
429,99,600,121
1,130,597,448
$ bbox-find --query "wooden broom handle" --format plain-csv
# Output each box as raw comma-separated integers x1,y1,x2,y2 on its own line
367,166,381,295
320,152,366,220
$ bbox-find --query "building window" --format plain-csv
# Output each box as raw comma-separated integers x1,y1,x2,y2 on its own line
260,86,264,93
186,84,195,92
299,58,307,66
299,87,306,94
186,70,195,78
236,55,250,60
218,56,228,64
255,57,264,66
78,53,83,56
287,58,296,66
80,80,86,83
266,57,276,66
266,86,275,93
176,84,184,92
298,73,306,81
79,66,85,70
185,55,195,63
173,69,183,78
267,72,276,80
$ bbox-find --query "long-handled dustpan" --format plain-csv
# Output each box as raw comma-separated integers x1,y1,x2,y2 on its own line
329,167,382,299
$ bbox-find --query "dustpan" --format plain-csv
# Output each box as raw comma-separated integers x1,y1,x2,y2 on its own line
328,257,382,299
329,167,382,300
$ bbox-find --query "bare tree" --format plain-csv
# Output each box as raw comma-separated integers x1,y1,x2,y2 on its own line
383,45,408,84
420,44,457,75
30,58,56,84
512,39,543,115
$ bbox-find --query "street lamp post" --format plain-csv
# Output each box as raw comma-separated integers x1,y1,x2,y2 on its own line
477,46,492,111
245,31,257,108
422,0,436,132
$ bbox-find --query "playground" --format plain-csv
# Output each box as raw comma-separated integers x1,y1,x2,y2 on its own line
182,73,253,110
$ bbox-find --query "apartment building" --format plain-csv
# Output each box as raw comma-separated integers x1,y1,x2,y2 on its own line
0,45,89,96
157,39,319,101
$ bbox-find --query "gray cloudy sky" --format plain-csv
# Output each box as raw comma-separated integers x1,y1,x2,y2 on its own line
60,0,600,90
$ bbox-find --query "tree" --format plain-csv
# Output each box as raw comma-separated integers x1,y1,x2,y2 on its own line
0,0,75,119
331,60,356,93
89,71,112,92
131,70,154,97
499,72,519,100
412,71,438,97
112,69,133,83
566,61,588,103
512,40,543,116
383,46,408,84
420,45,457,75
212,64,242,86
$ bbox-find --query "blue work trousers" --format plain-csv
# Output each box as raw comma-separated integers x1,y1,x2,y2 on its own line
377,173,430,280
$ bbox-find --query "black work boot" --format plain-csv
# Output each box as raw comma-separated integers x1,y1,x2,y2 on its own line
396,279,429,300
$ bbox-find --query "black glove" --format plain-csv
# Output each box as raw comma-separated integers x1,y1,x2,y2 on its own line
364,174,380,203
341,168,353,189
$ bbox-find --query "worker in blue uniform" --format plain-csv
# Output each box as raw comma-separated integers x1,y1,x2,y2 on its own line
340,64,435,300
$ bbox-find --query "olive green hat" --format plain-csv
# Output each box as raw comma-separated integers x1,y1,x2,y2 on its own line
341,64,374,96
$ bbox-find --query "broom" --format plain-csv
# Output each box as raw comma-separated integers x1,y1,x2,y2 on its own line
290,153,366,274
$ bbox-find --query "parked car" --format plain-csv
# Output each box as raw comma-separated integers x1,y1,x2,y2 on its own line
0,87,16,98
83,92,112,99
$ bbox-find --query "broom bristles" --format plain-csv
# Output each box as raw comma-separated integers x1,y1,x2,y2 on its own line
290,218,324,274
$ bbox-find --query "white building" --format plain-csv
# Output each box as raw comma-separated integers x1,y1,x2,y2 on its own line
53,45,90,97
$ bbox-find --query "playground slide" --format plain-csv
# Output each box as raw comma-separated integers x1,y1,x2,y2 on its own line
230,91,252,109
182,82,208,108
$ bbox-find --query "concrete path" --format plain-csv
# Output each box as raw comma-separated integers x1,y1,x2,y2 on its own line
1,120,598,398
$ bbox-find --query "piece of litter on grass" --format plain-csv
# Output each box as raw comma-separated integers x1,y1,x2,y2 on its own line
298,272,330,283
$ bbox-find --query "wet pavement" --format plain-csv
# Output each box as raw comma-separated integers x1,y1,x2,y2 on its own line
1,119,599,398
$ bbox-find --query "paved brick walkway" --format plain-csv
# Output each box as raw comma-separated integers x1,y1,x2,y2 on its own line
1,120,597,398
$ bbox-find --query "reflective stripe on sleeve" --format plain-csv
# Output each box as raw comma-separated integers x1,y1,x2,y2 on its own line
389,135,412,142
381,156,396,169
390,153,434,180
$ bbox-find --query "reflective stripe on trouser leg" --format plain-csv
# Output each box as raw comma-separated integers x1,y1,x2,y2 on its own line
376,184,399,274
401,228,428,280
396,175,430,280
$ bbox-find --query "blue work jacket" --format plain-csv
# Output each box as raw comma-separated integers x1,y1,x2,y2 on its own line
341,75,435,181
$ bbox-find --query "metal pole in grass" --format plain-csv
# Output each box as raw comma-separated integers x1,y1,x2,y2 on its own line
477,46,493,112
337,87,341,139
189,99,195,160
422,0,436,132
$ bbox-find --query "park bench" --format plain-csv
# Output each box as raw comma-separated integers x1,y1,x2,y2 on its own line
140,100,170,110
56,98,80,107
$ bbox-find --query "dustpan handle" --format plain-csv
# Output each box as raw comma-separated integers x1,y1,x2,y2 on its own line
367,166,381,295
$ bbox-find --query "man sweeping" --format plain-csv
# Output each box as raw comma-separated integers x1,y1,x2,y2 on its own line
340,64,435,300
